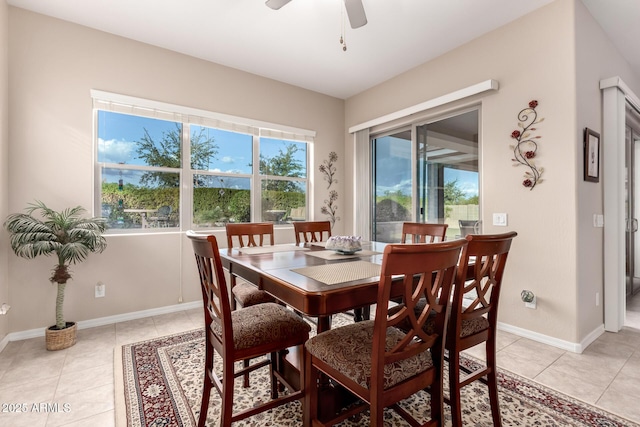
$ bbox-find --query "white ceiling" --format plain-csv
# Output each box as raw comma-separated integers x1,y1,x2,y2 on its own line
6,0,640,99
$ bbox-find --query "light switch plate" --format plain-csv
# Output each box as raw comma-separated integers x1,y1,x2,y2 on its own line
593,214,604,228
493,213,507,226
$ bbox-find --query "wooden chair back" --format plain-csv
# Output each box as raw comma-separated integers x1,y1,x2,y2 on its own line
187,232,233,357
376,240,465,383
293,221,332,244
401,221,448,243
451,231,517,349
447,231,517,427
226,222,274,248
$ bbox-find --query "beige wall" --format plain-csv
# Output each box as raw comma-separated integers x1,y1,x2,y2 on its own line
574,0,640,337
7,7,344,332
345,0,639,345
575,1,632,338
0,0,9,344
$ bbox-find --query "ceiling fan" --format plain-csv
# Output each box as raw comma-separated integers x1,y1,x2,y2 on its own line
265,0,368,29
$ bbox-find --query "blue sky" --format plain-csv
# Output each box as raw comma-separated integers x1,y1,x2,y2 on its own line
374,135,479,198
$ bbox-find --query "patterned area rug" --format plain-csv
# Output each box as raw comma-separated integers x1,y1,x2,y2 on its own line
115,315,639,427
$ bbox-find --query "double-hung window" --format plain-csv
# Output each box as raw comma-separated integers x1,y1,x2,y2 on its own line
93,91,313,232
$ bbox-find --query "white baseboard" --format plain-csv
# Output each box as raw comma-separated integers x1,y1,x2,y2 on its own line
6,300,202,343
0,333,9,353
498,321,605,353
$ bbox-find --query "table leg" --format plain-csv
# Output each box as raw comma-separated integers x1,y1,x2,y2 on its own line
316,315,331,333
353,305,371,322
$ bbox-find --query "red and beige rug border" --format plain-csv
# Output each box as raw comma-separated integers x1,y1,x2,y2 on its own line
115,328,640,427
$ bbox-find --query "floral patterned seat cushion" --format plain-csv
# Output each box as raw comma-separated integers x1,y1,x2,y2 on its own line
212,302,311,351
232,280,275,307
305,320,433,390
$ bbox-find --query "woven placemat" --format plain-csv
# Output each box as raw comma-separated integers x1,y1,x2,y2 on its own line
291,260,381,285
304,249,380,260
238,245,308,255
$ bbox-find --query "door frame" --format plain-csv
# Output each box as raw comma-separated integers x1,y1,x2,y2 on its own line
602,77,640,331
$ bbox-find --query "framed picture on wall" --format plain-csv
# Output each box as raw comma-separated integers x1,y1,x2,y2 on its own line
584,128,600,182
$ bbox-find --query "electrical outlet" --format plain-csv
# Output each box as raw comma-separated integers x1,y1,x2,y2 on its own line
95,282,105,298
525,296,536,309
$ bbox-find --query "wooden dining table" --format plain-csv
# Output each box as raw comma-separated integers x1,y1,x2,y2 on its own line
218,240,394,333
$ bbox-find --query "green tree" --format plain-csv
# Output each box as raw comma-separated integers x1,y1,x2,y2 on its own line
136,123,218,187
260,143,304,192
444,179,466,204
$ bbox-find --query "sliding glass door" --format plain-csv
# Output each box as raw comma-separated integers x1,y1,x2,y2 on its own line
372,110,479,242
372,129,412,242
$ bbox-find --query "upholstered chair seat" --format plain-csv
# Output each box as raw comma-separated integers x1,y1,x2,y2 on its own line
232,281,275,308
218,302,311,351
305,320,432,390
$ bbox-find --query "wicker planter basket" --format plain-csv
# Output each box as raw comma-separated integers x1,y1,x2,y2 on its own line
46,322,77,351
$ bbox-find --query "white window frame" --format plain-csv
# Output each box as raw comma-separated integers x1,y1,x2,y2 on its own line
92,90,315,233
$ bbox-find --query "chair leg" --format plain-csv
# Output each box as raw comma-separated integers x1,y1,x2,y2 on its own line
198,342,214,427
243,359,250,388
269,351,279,399
430,364,444,425
276,349,288,393
221,357,235,427
370,397,384,426
303,351,318,427
486,340,502,427
449,350,463,427
197,373,212,427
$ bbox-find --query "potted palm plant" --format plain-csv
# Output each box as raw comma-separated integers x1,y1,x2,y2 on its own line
4,201,107,350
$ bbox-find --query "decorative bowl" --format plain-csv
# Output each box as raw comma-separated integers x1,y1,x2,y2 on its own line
326,236,362,254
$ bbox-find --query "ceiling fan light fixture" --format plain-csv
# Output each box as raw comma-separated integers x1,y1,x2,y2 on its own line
344,0,367,29
265,0,292,10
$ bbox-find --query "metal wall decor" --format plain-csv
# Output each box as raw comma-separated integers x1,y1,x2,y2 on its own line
319,151,340,228
510,100,545,189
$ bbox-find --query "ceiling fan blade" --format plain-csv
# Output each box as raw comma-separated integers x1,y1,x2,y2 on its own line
344,0,367,29
265,0,292,10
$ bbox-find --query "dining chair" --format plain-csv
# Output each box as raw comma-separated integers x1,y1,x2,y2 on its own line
225,222,276,309
446,231,517,427
293,220,332,244
401,222,448,243
150,205,172,227
304,239,467,427
187,231,311,427
225,222,279,387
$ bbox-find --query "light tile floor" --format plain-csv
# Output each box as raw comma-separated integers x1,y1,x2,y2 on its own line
1,301,640,426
